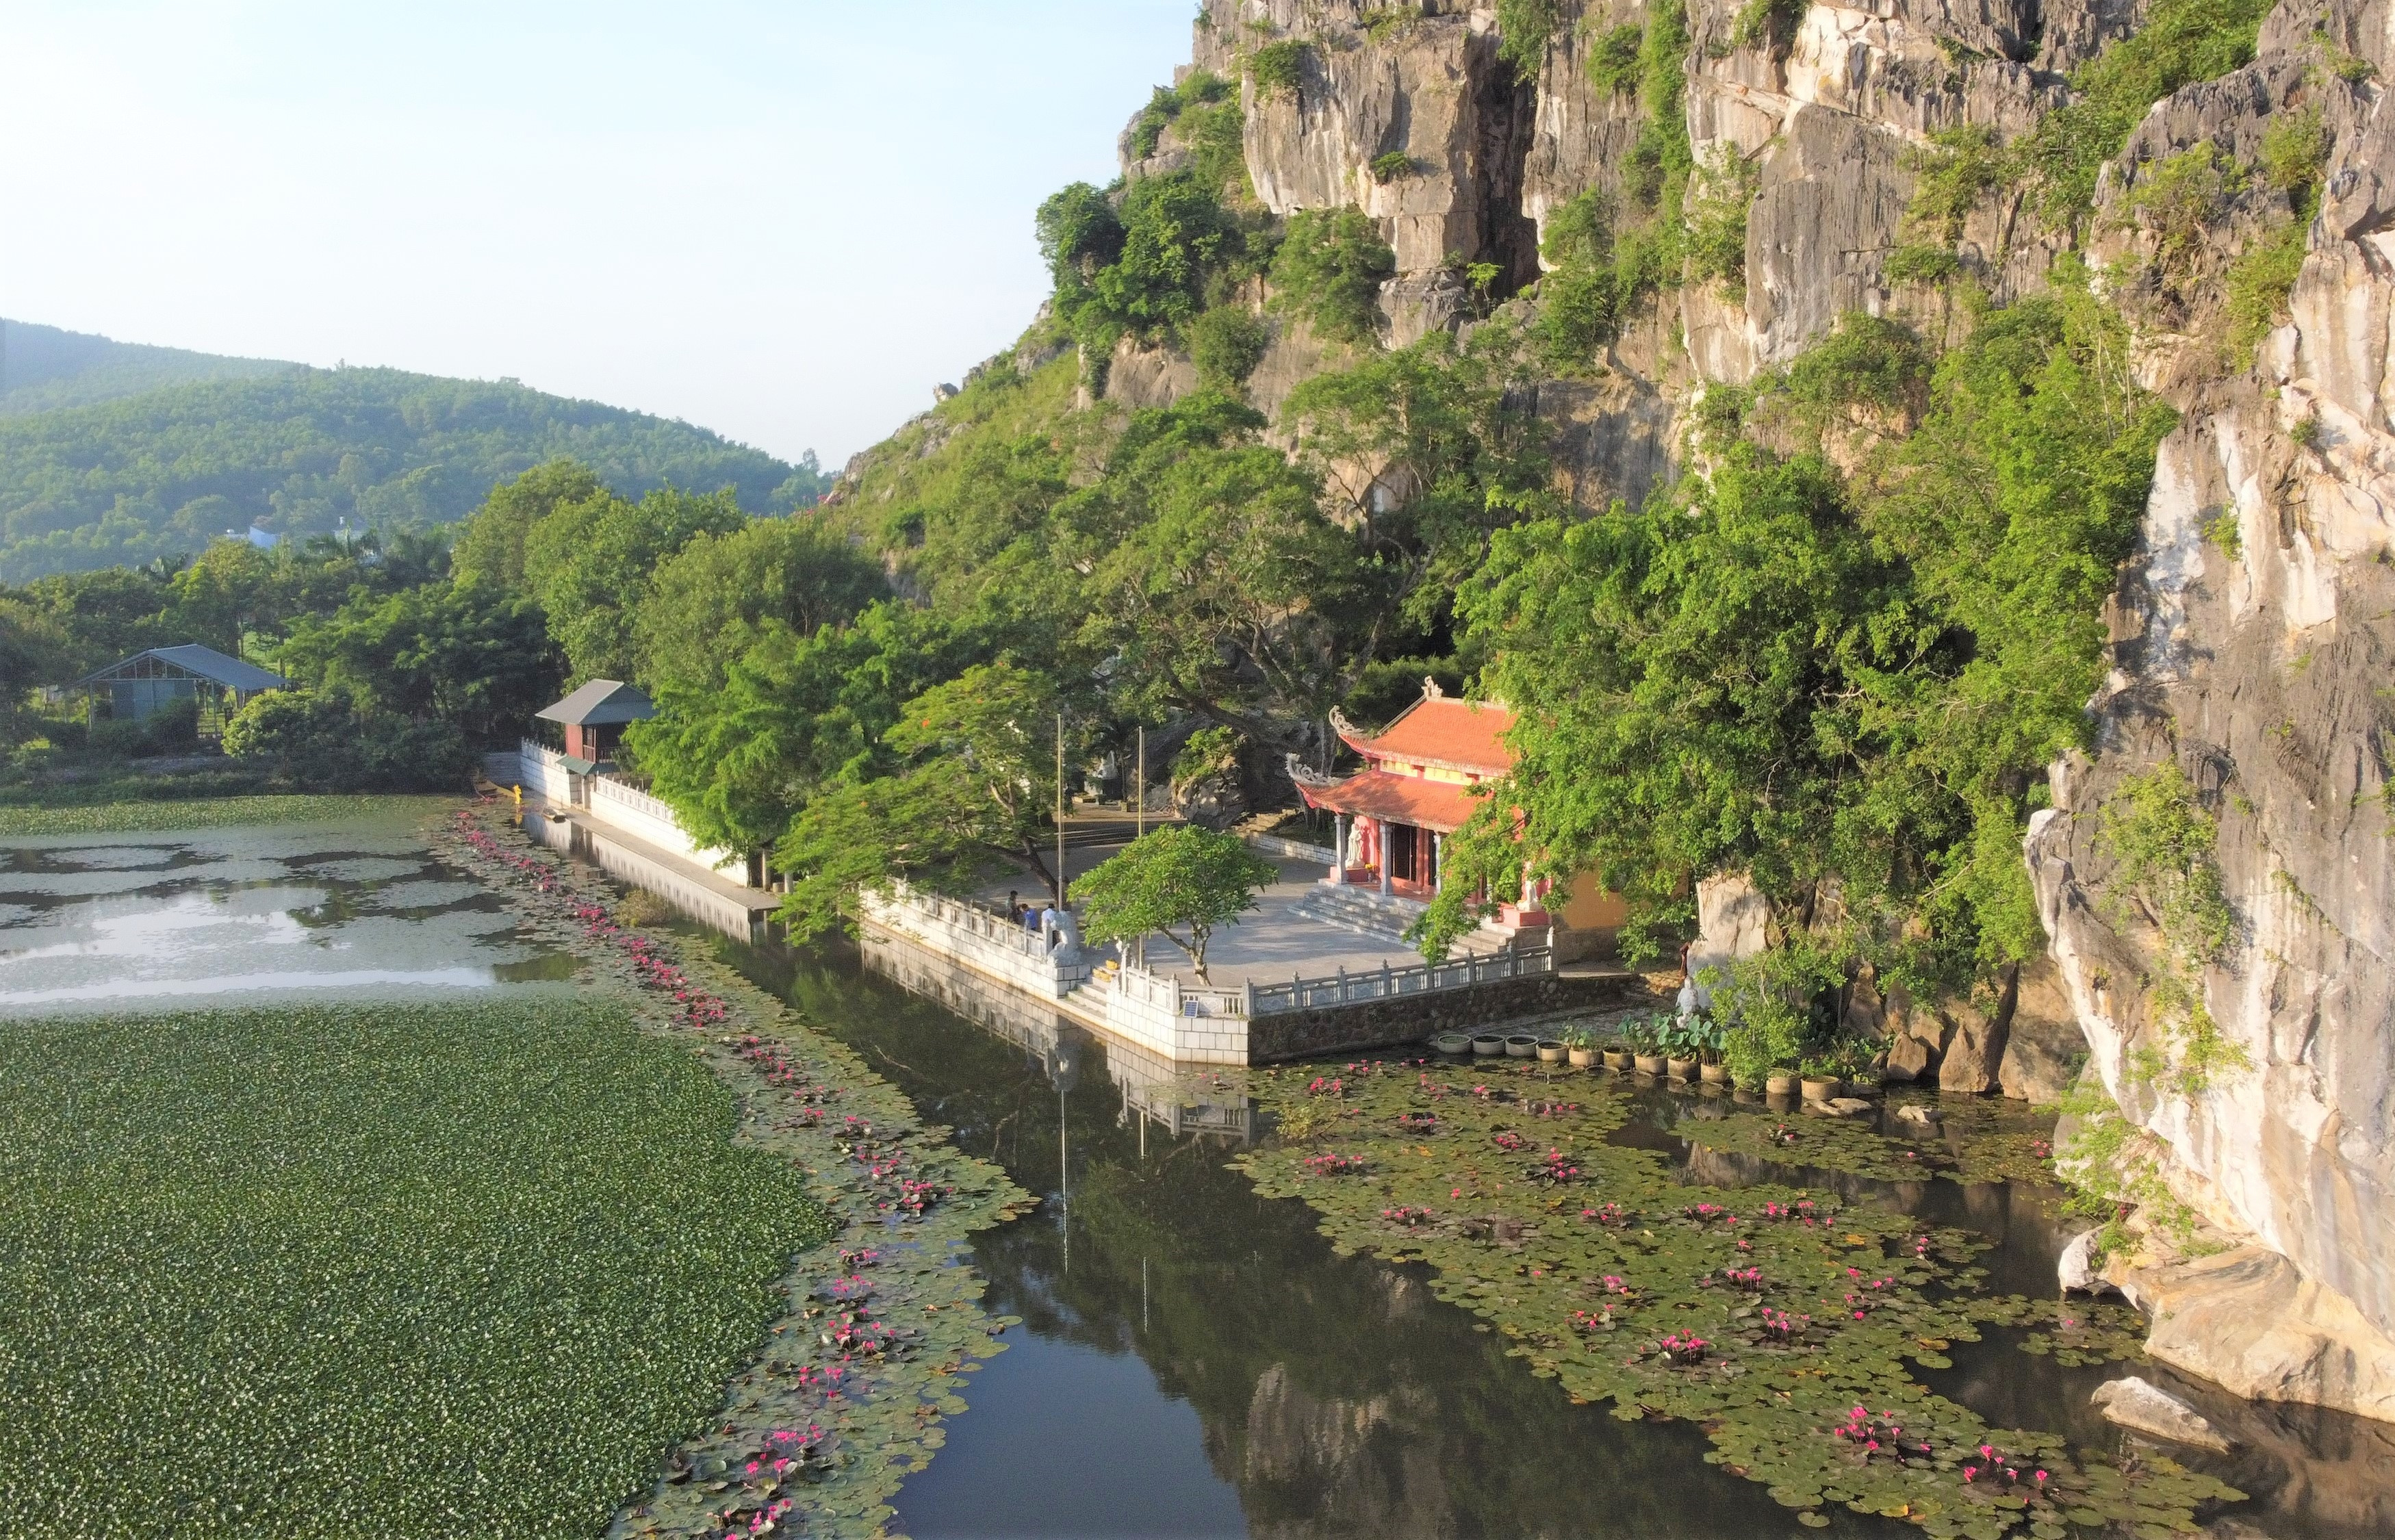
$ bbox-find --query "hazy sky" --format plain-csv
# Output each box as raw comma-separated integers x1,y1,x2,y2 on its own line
0,1,1198,470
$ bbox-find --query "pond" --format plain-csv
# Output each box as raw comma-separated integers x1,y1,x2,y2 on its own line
704,927,2395,1540
9,808,2390,1539
0,811,579,1012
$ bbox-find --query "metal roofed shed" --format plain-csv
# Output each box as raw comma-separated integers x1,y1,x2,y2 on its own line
75,644,287,734
535,680,656,763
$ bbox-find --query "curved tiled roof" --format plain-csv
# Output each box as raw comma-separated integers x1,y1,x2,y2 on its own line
1340,695,1516,775
1295,769,1485,834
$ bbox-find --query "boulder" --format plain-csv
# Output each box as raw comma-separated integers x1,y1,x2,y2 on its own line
1892,1102,1942,1131
2059,1229,2117,1296
1937,992,2010,1094
2092,1377,2235,1454
1999,956,2086,1104
1884,1031,1936,1082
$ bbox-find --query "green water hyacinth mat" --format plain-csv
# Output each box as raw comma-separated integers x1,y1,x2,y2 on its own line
0,793,452,836
434,806,1035,1540
1235,1062,2242,1538
0,1001,835,1540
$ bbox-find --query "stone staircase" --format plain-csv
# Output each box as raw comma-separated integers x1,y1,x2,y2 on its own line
1287,884,1515,954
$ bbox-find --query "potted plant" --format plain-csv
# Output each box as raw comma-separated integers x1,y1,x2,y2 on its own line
1766,1070,1799,1097
1471,1031,1504,1057
1799,1057,1843,1101
1661,1014,1703,1081
1628,1016,1667,1077
1504,1031,1540,1058
1537,1037,1568,1064
1433,1029,1471,1056
1695,1016,1730,1084
1562,1026,1600,1069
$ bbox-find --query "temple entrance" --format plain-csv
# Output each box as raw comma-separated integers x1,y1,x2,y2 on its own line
1388,824,1422,889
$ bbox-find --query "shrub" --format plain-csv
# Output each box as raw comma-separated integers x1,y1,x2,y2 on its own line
1370,151,1417,183
1884,244,1962,286
1269,207,1397,344
222,687,472,793
2222,218,2307,357
2016,0,2275,223
1189,305,1270,388
1496,0,1566,80
2122,141,2243,279
1685,142,1758,300
1586,23,1645,96
1730,0,1806,51
1248,40,1308,99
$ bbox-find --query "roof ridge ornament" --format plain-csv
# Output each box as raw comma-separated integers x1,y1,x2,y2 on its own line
1424,677,1445,700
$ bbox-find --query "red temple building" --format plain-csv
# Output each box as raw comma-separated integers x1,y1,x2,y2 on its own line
1292,681,1625,958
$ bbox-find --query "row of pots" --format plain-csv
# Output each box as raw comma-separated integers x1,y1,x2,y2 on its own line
1429,1029,1856,1101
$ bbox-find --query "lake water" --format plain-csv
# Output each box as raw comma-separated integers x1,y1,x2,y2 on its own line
8,810,2387,1538
0,812,578,1013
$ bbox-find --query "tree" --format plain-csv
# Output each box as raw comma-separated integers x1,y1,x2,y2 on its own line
277,580,559,745
773,660,1075,934
221,687,472,792
522,485,746,683
1073,826,1277,981
450,460,602,590
626,601,980,858
635,517,888,695
1268,207,1396,346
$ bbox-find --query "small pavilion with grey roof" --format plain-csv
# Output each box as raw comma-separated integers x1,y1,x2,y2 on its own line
535,680,655,767
74,644,286,735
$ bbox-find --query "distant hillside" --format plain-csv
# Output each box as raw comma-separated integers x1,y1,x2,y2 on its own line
0,363,830,582
0,318,298,417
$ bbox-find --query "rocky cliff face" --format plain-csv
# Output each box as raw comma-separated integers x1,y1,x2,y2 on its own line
1105,0,2395,1419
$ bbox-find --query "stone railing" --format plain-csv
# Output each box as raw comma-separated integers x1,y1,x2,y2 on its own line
1101,963,1250,1066
587,773,744,881
1248,946,1554,1016
859,884,1092,999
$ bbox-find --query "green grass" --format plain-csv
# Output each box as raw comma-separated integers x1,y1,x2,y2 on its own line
0,1002,834,1539
0,793,448,836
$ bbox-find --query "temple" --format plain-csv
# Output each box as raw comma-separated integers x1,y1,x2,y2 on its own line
1290,680,1624,958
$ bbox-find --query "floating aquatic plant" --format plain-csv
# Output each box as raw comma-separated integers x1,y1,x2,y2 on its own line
1231,1057,2241,1537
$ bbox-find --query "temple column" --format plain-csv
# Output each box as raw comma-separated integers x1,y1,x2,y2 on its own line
1379,821,1395,898
1433,833,1443,893
1331,814,1349,884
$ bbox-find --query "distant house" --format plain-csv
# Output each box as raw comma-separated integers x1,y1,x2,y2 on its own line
535,680,655,765
75,644,285,734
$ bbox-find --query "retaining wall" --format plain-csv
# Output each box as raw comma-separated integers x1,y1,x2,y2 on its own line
587,775,745,882
1247,972,1632,1063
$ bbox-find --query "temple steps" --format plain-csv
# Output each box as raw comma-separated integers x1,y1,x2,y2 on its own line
1286,884,1513,953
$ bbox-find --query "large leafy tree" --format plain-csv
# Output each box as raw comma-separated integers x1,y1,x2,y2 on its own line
523,485,745,683
450,460,602,591
1422,296,2171,990
277,581,559,745
1066,394,1361,741
626,602,979,858
775,660,1076,934
635,517,888,696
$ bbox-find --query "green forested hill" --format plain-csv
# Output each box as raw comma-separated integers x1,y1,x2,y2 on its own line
0,361,827,581
0,318,298,418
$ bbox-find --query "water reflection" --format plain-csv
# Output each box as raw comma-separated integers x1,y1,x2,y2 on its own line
718,931,1899,1539
0,814,577,1012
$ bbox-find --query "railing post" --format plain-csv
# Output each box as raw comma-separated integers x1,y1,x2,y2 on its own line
1243,979,1256,1018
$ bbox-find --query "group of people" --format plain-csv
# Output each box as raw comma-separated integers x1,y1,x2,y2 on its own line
1008,890,1067,952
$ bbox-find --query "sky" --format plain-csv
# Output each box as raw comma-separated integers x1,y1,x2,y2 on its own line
0,0,1199,470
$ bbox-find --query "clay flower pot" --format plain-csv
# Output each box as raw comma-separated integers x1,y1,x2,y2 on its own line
1602,1050,1632,1071
1568,1047,1599,1068
1801,1075,1841,1102
1666,1056,1698,1081
1766,1073,1798,1097
1433,1030,1472,1056
1537,1040,1568,1064
1700,1062,1728,1085
1472,1032,1505,1057
1633,1053,1667,1076
1504,1033,1539,1058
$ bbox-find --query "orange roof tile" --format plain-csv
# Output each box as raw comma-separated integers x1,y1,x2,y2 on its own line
1296,769,1486,834
1344,695,1516,775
